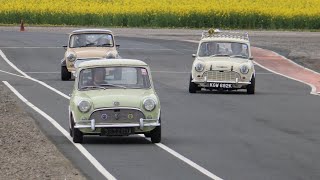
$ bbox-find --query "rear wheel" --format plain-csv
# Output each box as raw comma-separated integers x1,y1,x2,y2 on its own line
61,65,71,81
189,75,200,93
247,76,255,94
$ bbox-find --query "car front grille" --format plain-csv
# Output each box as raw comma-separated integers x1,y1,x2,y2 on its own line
90,108,145,124
203,71,241,81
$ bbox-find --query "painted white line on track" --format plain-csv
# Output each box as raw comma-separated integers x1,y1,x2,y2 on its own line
253,61,320,96
0,47,62,49
0,50,70,99
0,69,28,78
25,71,60,74
0,49,223,180
3,81,117,180
137,135,223,180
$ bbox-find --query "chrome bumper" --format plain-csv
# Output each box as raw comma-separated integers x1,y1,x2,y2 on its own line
192,77,250,85
74,118,160,131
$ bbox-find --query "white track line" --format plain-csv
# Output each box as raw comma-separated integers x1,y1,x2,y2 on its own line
3,81,117,180
0,49,223,179
0,47,61,49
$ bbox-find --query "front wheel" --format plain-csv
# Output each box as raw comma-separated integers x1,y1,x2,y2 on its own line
72,128,83,143
189,75,200,93
150,126,161,143
61,65,71,81
247,76,255,94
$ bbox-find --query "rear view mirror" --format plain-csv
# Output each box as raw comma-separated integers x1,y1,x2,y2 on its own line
62,45,67,50
192,54,196,57
249,56,254,60
116,44,120,50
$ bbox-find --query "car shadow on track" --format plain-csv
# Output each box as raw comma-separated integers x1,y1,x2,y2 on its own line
82,135,152,144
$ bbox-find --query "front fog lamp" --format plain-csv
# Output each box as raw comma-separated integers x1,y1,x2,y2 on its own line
143,98,156,111
195,63,205,72
67,53,76,62
78,100,91,113
240,65,249,74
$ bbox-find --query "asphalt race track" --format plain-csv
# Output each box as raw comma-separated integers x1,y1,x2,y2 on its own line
0,31,320,180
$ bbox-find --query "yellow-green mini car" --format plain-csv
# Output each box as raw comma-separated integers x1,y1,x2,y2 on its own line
189,29,256,94
69,59,161,143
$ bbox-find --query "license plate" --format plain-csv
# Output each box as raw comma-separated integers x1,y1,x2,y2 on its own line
209,83,232,88
102,127,134,136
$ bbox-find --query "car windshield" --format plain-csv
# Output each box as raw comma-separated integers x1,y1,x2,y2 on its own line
198,42,249,58
78,67,151,90
69,33,114,48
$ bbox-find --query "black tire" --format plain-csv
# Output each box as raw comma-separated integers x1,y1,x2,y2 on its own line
150,126,161,143
144,132,151,138
61,65,71,81
189,75,199,93
69,116,74,137
72,128,83,143
247,76,255,94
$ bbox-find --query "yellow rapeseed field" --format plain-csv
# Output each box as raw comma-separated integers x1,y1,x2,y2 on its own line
0,0,319,29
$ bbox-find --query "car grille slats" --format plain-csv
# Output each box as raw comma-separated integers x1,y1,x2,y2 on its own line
90,109,145,124
203,71,240,81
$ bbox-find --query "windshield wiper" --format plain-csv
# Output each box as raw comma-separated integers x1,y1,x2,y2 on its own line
211,54,230,57
100,84,127,89
97,43,113,47
230,55,248,59
80,86,106,90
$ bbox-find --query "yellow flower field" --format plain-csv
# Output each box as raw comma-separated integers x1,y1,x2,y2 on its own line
0,0,319,29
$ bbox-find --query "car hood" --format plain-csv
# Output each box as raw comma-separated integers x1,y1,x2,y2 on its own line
196,57,249,70
70,47,115,59
74,89,156,109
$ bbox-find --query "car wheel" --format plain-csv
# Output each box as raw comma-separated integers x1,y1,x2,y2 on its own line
247,76,255,94
69,116,75,137
150,126,161,143
72,128,83,143
189,75,199,93
144,132,151,138
61,65,71,81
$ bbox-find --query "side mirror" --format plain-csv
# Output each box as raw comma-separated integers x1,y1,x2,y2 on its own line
62,45,67,50
116,44,120,50
192,54,196,58
249,56,254,60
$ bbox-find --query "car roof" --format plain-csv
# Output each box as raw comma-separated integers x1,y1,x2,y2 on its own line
78,59,148,68
71,29,113,34
200,37,250,44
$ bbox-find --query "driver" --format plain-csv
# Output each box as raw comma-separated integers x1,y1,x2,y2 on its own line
231,43,244,55
88,68,106,86
76,34,87,47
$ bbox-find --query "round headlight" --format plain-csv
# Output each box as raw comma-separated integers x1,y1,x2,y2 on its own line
67,53,76,62
78,100,91,113
143,98,156,111
195,63,205,72
240,65,249,74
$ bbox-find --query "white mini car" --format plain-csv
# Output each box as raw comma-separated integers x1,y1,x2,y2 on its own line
189,29,255,94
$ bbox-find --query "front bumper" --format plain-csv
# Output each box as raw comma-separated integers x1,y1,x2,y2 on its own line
192,77,251,88
74,118,160,131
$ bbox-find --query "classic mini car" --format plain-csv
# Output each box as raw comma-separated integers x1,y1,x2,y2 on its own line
69,59,161,143
189,29,255,94
61,29,120,81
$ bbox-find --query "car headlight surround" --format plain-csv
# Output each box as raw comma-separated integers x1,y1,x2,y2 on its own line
67,53,77,62
78,100,91,113
240,65,249,74
195,63,205,72
143,98,157,111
